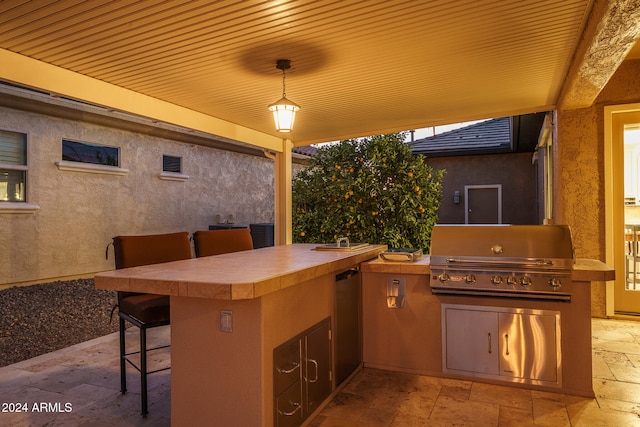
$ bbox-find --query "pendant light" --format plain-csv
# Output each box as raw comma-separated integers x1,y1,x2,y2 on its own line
268,59,300,132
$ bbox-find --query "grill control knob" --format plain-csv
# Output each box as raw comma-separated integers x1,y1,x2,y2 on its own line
549,277,562,289
491,275,503,285
464,274,476,284
438,273,450,283
520,276,532,287
506,276,517,286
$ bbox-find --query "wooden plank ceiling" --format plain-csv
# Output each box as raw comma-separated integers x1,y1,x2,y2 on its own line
0,0,614,146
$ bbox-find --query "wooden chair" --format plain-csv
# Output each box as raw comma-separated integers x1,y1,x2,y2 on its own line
112,231,192,417
193,228,254,257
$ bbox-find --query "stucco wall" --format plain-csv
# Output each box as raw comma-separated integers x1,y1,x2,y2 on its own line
557,59,640,316
0,106,275,286
428,152,540,225
557,59,640,259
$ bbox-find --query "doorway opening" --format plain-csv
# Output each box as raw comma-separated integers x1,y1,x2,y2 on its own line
605,105,640,316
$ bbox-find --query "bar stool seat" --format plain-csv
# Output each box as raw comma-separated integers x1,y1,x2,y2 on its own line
118,294,170,323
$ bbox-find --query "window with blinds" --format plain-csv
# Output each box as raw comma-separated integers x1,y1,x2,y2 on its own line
0,130,27,202
163,155,182,173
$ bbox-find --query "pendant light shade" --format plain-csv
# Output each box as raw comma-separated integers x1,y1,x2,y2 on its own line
268,59,300,132
268,96,300,133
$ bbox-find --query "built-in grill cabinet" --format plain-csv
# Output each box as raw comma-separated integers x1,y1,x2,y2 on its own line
442,304,561,387
273,318,332,427
431,225,575,389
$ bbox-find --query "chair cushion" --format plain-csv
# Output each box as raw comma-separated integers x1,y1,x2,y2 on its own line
119,294,170,324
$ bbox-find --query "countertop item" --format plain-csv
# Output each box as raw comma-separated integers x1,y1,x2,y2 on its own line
378,248,423,262
314,242,370,251
362,256,431,275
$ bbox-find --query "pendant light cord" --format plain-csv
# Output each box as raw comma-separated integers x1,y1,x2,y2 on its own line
282,68,287,98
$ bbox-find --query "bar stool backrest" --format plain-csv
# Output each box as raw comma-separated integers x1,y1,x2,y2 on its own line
193,228,254,257
113,231,192,269
113,231,192,299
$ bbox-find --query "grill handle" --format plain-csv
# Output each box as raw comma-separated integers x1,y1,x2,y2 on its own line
445,258,554,268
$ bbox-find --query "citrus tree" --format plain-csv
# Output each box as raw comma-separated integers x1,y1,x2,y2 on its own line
292,133,444,251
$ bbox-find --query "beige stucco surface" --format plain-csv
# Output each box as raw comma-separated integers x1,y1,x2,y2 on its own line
0,106,276,286
162,246,375,425
557,59,640,316
558,59,640,258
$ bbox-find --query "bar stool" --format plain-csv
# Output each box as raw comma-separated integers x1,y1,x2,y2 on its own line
112,231,192,417
193,228,254,257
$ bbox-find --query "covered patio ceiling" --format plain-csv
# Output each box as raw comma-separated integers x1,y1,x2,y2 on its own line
1,0,639,150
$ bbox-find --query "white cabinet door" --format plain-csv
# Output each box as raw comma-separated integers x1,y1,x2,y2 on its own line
498,312,558,383
444,307,499,374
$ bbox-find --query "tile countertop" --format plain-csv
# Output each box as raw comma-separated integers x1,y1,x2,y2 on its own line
95,245,612,301
572,258,615,282
95,243,387,300
362,256,614,283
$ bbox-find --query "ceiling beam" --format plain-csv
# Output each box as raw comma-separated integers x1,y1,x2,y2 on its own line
557,0,640,110
0,48,283,152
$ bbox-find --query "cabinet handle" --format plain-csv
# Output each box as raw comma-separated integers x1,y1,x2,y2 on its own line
278,401,301,417
488,333,492,354
505,334,510,355
306,358,319,383
277,362,300,375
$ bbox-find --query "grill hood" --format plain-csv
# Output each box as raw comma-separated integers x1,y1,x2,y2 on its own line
430,224,574,261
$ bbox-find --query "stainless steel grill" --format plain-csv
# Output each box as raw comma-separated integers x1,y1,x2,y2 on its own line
429,225,575,301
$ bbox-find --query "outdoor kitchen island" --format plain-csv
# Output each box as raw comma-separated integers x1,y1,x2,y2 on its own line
95,243,386,427
362,255,614,399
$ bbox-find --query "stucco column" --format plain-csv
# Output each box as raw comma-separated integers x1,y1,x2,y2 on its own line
556,61,640,317
555,107,603,260
274,138,293,245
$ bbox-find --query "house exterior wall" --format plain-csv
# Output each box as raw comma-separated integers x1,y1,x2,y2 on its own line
0,105,275,286
427,152,539,225
557,59,640,316
558,59,640,258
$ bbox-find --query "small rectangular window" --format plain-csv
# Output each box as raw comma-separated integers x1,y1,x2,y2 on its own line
62,139,119,166
163,155,182,173
0,130,27,202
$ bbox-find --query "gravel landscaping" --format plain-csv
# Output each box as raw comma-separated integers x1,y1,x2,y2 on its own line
0,278,118,367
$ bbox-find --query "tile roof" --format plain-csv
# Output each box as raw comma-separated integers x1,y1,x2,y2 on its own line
292,145,319,157
409,112,546,157
293,112,546,159
409,117,512,157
